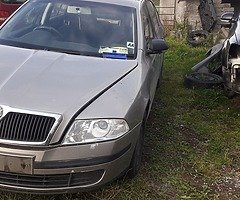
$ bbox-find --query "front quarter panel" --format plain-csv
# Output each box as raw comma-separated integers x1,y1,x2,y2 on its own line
77,61,148,130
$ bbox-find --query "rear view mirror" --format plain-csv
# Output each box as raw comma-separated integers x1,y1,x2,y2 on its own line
147,39,168,54
220,12,236,28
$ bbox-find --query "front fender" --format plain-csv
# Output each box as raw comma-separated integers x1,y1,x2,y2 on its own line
77,66,149,130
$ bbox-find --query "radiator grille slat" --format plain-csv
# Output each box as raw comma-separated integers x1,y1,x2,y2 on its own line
36,117,44,142
0,112,56,143
38,118,46,142
4,113,12,139
31,116,38,142
11,113,18,140
29,116,35,141
20,114,27,141
13,114,21,141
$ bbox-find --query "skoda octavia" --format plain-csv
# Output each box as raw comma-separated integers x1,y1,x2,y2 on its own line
0,0,168,193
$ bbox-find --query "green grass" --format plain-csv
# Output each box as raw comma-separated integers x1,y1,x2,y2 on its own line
1,38,240,199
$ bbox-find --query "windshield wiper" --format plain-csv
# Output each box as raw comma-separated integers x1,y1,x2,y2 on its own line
47,48,136,59
126,54,135,59
45,48,83,55
46,48,105,57
39,47,136,59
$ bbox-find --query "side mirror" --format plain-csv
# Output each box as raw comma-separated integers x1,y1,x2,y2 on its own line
220,12,236,28
147,39,169,54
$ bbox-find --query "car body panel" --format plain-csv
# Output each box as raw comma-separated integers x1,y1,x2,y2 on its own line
0,44,138,145
0,123,141,194
0,0,167,193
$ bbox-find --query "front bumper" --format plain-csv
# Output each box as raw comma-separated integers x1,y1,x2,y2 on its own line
0,123,141,194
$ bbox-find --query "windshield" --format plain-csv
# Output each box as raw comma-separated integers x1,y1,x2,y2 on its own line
0,0,137,59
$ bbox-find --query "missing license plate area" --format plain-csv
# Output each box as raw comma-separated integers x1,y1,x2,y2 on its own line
0,153,34,174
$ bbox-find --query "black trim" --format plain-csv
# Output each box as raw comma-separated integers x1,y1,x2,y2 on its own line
0,169,104,189
34,144,131,169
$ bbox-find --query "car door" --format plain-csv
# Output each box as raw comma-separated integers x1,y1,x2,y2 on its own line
143,1,165,102
146,1,165,83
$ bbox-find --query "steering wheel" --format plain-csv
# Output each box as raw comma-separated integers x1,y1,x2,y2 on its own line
34,26,63,39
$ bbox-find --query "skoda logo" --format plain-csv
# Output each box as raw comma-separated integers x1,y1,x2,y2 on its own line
0,107,3,119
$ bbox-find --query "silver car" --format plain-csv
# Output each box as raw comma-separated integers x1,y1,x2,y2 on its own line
0,0,168,194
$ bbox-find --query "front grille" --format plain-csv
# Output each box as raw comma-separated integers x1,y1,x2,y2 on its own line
0,170,104,188
0,112,55,142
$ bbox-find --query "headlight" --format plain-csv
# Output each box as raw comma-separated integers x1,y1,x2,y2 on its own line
63,119,129,145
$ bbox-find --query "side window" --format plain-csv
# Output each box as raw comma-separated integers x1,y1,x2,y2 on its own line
146,1,164,38
142,4,154,41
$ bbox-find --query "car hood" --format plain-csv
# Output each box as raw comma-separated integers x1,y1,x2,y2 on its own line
0,45,137,118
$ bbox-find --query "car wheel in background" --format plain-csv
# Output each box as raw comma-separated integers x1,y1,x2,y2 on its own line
187,30,209,47
184,72,223,88
224,85,236,99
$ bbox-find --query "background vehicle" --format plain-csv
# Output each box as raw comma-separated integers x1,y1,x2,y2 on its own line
185,0,240,98
0,0,168,194
0,0,25,25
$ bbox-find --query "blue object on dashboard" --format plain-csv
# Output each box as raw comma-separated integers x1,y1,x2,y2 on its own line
103,53,127,60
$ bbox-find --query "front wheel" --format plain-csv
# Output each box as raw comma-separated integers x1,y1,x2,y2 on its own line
127,122,145,179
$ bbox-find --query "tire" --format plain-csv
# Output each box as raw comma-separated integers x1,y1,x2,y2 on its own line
157,68,163,89
224,85,236,99
127,121,145,179
184,72,223,89
187,30,209,47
